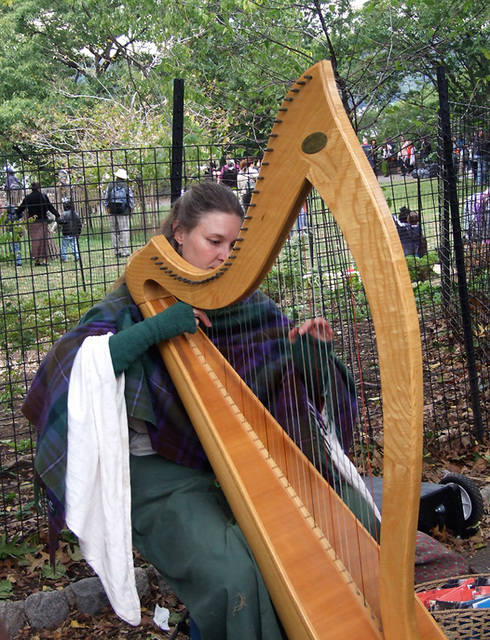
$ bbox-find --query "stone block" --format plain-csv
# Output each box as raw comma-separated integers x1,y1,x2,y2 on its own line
70,577,109,616
0,600,27,638
24,590,70,629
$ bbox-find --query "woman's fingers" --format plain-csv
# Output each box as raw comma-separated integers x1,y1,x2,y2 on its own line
193,308,212,328
289,318,333,343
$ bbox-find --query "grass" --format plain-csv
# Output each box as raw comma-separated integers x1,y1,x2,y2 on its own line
0,207,171,350
380,172,483,253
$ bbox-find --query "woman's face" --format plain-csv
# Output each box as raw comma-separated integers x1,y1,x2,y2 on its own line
174,210,242,270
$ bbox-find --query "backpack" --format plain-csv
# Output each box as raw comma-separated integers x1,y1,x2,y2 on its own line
6,175,21,191
60,209,82,236
71,211,83,237
108,183,128,214
221,165,238,189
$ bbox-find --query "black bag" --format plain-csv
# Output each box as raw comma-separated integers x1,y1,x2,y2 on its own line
60,209,82,236
71,211,83,237
108,183,128,214
5,204,22,223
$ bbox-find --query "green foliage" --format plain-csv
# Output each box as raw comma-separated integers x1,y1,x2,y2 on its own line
41,561,66,580
263,238,309,309
60,529,78,544
406,250,440,283
0,438,32,453
15,500,35,521
0,533,38,560
0,0,487,154
0,368,24,413
0,283,100,355
0,580,13,600
414,278,443,308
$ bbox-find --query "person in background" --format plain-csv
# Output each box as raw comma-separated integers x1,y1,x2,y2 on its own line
472,128,490,186
16,182,59,266
420,137,433,162
59,197,82,262
236,156,258,208
218,155,239,189
104,168,134,258
361,137,372,167
397,135,409,176
452,135,464,176
203,161,219,182
393,206,427,258
1,188,23,266
406,140,416,174
463,188,490,240
4,165,23,207
381,140,395,177
369,139,378,174
5,203,23,266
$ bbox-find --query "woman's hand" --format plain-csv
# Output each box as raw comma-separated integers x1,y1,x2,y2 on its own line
288,317,334,344
193,308,212,328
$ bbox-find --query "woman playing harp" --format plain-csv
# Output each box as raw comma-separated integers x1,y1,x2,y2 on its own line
22,181,380,640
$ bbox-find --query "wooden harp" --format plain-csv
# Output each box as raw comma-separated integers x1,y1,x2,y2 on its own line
125,61,447,640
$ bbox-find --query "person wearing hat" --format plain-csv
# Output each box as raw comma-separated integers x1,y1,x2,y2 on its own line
103,168,134,258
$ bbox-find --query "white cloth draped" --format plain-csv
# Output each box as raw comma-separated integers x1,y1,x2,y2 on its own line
65,334,140,625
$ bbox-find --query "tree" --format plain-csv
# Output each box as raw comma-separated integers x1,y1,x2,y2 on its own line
0,0,487,158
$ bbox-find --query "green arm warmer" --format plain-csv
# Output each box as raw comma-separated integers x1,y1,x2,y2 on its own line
108,301,197,376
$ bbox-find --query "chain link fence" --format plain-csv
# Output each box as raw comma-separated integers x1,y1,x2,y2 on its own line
0,96,488,541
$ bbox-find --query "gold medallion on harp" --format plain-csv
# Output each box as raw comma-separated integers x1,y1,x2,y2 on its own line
301,132,328,155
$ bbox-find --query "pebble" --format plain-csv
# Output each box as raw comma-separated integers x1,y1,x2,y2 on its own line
0,566,155,639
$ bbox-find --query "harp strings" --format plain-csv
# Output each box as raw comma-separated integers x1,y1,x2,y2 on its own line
290,212,381,604
201,202,382,610
292,205,383,610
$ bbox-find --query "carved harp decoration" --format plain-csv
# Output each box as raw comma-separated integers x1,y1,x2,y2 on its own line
125,61,447,640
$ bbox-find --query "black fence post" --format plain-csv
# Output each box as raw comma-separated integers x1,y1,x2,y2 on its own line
437,66,484,441
171,79,184,204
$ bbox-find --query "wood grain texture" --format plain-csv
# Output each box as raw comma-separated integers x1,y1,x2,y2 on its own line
126,61,447,640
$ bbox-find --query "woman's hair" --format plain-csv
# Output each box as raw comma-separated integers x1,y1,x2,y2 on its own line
408,211,419,225
239,157,255,171
160,181,244,251
398,206,410,222
111,182,243,291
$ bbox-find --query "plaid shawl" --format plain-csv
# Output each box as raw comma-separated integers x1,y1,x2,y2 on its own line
203,294,358,466
22,284,357,541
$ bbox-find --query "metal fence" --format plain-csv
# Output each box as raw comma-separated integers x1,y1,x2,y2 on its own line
0,96,489,541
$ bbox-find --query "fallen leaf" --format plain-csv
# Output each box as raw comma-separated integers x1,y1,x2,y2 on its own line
70,620,87,628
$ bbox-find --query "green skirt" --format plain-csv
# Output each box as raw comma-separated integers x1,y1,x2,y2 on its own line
130,454,379,639
130,454,286,640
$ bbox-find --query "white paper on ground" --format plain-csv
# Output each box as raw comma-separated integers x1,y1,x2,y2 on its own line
153,604,170,631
